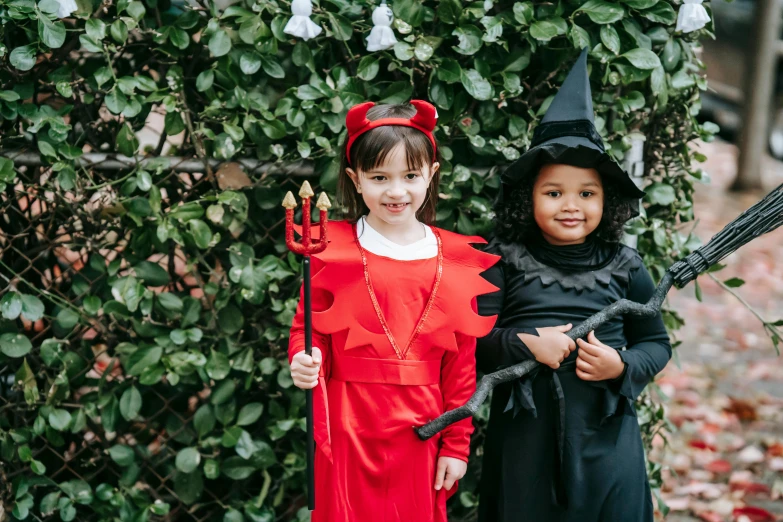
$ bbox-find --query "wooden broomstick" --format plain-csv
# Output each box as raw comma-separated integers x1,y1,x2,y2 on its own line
282,181,331,510
415,183,783,441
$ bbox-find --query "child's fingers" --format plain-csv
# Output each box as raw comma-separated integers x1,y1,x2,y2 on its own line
576,341,600,362
443,468,458,491
434,459,447,490
293,375,319,389
555,323,573,333
576,357,595,374
576,339,602,357
587,331,610,349
576,368,596,381
311,347,322,365
293,363,320,377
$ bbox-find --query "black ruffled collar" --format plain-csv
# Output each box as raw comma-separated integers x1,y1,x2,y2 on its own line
487,235,638,293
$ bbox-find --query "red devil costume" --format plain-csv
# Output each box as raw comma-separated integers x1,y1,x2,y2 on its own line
288,100,499,522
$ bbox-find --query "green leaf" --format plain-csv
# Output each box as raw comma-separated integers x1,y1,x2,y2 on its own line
513,2,534,25
196,70,214,92
357,56,380,81
38,18,66,49
209,30,232,57
176,447,201,473
10,45,36,71
236,403,263,426
651,66,666,96
207,350,231,380
261,56,285,78
174,471,203,505
460,69,492,100
48,409,72,431
723,277,745,288
127,346,163,376
169,27,190,49
127,1,146,20
194,404,216,437
646,182,676,205
221,456,255,480
120,386,142,421
621,48,661,70
158,293,184,312
296,85,325,100
640,2,677,24
109,445,136,467
110,19,129,43
622,0,658,8
570,23,591,50
530,20,564,42
134,261,169,286
240,53,261,75
165,112,186,135
577,0,625,24
394,41,414,61
1,292,23,320
116,123,139,157
662,38,681,72
379,82,414,104
0,333,33,358
452,25,483,55
437,58,462,83
86,19,107,40
189,220,213,249
210,379,236,405
600,25,621,54
329,13,353,40
83,296,101,316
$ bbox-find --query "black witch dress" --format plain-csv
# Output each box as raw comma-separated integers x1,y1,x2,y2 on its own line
476,234,672,522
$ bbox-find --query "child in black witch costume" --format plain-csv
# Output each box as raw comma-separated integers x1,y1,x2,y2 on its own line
476,49,672,522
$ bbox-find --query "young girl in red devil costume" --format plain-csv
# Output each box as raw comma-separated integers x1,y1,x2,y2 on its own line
288,100,499,522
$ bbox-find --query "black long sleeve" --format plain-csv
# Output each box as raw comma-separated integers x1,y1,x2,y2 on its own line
476,263,538,374
616,263,673,400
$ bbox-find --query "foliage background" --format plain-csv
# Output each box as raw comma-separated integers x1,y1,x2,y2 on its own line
0,0,718,520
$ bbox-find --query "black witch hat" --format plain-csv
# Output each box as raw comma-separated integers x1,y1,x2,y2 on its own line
500,48,645,207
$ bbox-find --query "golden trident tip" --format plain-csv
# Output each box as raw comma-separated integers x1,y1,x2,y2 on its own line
316,193,331,211
299,181,315,199
281,191,297,209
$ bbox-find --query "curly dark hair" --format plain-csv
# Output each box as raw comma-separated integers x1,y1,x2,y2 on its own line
494,174,638,245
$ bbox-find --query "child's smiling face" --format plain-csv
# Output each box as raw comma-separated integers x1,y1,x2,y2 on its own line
532,164,604,246
346,142,438,228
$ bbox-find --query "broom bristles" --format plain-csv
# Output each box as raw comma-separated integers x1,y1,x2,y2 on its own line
669,183,783,287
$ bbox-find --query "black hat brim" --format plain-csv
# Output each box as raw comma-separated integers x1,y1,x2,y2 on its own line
501,137,646,201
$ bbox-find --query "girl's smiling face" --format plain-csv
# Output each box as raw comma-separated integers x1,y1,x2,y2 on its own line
533,164,604,246
346,142,438,227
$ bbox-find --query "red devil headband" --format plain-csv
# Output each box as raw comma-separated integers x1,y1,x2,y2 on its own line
345,100,438,166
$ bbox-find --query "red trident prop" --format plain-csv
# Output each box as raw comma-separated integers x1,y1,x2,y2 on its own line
282,181,330,511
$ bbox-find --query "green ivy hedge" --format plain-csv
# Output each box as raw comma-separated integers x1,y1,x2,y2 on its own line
0,0,715,520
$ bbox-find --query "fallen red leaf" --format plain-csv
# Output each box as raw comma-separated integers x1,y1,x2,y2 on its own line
690,439,718,452
733,506,776,522
730,482,771,495
724,397,759,422
767,442,783,457
697,511,724,522
705,459,733,474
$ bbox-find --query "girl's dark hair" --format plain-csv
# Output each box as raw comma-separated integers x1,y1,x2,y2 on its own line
337,103,440,225
494,172,638,244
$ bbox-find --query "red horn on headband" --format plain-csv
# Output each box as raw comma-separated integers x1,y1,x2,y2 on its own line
409,100,438,132
344,100,438,166
345,101,375,136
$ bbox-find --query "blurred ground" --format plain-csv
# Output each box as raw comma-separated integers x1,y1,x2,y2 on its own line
652,139,783,522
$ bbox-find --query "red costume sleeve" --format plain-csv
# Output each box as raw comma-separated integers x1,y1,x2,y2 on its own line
288,281,333,462
437,330,477,463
